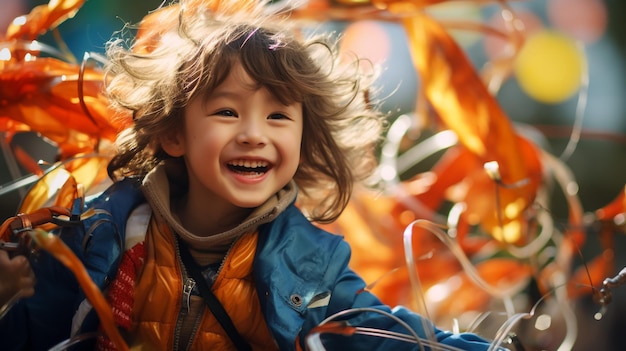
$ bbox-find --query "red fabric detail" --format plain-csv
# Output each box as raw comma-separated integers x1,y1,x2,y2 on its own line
97,242,146,351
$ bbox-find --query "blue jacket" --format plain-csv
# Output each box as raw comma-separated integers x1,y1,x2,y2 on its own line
0,178,497,350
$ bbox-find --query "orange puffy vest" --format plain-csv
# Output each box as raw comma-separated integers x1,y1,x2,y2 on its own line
129,216,278,350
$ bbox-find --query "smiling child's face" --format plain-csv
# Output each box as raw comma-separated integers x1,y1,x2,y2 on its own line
162,62,303,212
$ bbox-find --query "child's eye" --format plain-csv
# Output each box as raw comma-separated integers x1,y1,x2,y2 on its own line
215,109,237,117
268,113,289,120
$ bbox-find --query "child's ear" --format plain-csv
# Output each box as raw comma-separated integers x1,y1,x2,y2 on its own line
160,131,185,157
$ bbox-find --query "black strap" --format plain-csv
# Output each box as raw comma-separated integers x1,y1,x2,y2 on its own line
177,236,252,351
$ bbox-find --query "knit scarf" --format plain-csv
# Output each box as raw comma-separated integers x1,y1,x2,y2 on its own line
96,242,146,350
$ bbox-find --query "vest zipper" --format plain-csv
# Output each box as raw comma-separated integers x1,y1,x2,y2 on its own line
181,277,196,315
174,229,258,350
174,239,203,351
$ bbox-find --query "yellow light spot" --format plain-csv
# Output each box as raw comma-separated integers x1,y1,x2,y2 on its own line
504,198,525,219
502,221,521,242
515,30,584,103
491,220,521,243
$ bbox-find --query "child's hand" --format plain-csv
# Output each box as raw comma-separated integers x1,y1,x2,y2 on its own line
0,249,35,314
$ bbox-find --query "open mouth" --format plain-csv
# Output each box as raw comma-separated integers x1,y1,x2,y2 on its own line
227,160,271,176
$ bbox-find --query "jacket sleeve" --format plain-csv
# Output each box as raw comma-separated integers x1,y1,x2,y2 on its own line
298,239,504,351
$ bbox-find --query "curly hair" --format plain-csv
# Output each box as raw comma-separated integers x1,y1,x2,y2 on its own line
104,0,385,223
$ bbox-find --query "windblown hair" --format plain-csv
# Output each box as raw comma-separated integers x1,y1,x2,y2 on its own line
105,0,385,223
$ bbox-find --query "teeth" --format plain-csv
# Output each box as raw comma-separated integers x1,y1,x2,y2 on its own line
229,160,269,168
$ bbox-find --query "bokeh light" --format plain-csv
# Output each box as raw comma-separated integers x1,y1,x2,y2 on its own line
547,0,608,44
340,20,391,67
514,30,585,103
0,0,25,37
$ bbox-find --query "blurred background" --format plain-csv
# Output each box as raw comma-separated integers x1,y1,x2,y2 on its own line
1,0,625,349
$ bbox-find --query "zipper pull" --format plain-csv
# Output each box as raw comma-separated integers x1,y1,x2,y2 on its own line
182,277,196,315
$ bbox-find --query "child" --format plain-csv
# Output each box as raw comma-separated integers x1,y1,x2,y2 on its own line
0,0,505,350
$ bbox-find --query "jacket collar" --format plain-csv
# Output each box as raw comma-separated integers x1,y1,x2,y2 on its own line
141,160,298,253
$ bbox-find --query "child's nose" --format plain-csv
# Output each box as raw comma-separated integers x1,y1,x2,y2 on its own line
236,120,268,146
